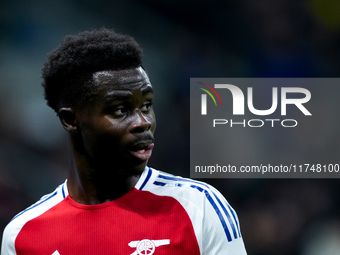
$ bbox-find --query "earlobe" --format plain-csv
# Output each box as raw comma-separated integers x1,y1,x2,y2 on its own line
58,108,77,133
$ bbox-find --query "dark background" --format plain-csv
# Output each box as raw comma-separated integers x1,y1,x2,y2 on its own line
1,1,340,254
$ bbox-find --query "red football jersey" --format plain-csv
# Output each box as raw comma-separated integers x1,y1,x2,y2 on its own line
2,167,247,255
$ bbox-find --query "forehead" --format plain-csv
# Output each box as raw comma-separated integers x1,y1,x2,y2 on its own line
92,67,152,92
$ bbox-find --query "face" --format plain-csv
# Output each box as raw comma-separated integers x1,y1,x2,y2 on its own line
74,67,156,177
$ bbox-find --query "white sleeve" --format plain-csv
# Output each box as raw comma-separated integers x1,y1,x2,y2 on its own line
1,183,67,255
200,185,247,254
1,223,18,255
142,169,247,254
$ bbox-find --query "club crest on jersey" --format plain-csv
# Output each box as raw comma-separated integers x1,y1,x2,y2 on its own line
128,239,170,255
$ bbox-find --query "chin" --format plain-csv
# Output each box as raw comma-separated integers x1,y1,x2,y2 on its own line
129,161,148,176
112,160,147,178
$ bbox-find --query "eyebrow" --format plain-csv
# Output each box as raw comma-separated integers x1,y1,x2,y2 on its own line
141,86,154,95
104,86,154,104
104,91,132,104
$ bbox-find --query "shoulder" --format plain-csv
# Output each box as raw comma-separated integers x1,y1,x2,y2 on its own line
137,167,233,212
136,167,244,244
1,181,68,255
136,167,219,208
136,167,247,254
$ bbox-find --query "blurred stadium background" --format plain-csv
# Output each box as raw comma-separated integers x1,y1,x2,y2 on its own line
1,0,340,254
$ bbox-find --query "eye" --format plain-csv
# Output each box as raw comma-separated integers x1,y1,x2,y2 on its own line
113,107,127,117
141,102,153,113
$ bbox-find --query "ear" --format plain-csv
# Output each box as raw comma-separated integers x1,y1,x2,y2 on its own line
58,108,77,133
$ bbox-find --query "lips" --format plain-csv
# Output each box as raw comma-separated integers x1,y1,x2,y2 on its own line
130,141,155,161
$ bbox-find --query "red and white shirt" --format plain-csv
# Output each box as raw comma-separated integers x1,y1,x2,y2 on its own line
1,167,247,254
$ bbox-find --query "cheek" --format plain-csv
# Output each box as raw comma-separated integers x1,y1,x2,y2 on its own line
148,112,157,132
81,121,124,158
83,132,123,161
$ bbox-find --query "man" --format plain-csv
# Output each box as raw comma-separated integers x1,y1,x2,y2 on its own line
1,28,247,254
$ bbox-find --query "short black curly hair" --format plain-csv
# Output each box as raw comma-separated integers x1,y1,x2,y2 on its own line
41,28,143,112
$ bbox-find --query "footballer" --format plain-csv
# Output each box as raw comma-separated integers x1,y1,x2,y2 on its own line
1,28,247,255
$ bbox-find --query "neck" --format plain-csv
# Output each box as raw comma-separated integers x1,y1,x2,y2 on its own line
66,142,141,205
67,170,140,205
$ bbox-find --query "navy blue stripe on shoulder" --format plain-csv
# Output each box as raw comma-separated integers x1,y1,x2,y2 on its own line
154,173,241,241
62,184,66,198
138,167,153,191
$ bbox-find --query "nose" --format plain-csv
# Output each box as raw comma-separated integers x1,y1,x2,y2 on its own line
129,110,152,133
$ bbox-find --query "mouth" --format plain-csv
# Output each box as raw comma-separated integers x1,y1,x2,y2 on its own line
130,142,155,161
